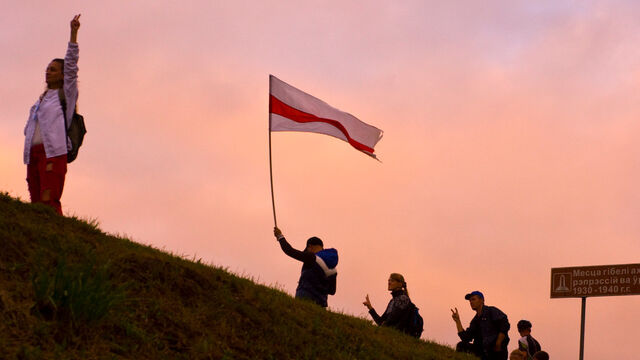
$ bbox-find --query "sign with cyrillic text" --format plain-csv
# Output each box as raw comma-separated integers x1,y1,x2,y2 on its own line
551,263,640,298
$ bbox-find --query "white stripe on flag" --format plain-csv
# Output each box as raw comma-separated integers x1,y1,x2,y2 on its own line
269,75,383,157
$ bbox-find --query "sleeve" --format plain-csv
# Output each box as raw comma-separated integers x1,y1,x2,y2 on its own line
63,42,79,128
458,319,478,342
492,308,510,335
369,308,386,326
277,237,316,263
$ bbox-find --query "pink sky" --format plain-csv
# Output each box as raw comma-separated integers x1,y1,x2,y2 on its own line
2,1,640,358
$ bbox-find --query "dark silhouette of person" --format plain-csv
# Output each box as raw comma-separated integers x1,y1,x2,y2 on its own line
273,227,338,307
362,273,413,334
451,291,510,360
517,319,542,358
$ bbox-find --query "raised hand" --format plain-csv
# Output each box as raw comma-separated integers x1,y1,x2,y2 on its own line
362,294,372,309
451,307,465,332
70,14,81,31
70,14,81,43
450,307,460,322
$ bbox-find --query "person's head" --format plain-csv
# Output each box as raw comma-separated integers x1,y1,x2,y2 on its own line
509,349,527,360
388,273,408,294
305,237,323,254
517,319,532,336
532,351,549,360
46,58,64,89
464,291,484,311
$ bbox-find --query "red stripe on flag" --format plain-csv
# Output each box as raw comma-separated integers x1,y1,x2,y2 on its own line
269,95,375,154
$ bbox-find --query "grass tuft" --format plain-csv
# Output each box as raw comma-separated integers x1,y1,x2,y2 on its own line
31,252,126,330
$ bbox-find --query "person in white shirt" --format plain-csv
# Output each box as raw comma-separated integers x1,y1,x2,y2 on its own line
23,14,80,215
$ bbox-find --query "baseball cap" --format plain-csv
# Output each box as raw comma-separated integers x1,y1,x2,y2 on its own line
464,291,484,300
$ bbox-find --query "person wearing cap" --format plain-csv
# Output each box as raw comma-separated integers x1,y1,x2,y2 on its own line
451,291,510,360
273,227,338,308
517,319,541,359
362,273,413,334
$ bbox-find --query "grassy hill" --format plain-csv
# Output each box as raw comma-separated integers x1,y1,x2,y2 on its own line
0,193,476,360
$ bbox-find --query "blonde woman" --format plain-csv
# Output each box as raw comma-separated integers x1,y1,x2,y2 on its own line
363,273,413,333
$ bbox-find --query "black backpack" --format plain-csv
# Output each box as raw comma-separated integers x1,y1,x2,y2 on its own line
404,302,424,338
58,89,86,163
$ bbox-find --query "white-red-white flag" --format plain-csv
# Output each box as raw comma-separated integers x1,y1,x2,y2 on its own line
269,75,383,158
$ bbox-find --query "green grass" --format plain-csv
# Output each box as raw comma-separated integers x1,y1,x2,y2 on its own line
0,193,476,360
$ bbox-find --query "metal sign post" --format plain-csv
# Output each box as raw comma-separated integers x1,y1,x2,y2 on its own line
579,297,585,360
551,263,640,360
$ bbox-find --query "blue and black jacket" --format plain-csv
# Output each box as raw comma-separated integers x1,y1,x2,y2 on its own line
278,236,338,307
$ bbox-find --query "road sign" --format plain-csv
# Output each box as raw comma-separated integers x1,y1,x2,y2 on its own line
551,263,640,298
551,263,640,360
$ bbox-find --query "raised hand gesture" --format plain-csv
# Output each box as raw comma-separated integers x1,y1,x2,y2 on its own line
70,14,81,31
362,294,373,310
451,307,465,332
450,307,460,322
70,14,81,43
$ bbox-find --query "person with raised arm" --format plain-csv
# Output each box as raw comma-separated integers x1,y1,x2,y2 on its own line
23,14,81,215
362,273,416,335
273,227,338,308
451,290,510,360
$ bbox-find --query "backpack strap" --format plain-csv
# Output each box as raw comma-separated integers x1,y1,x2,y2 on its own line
57,88,70,151
57,89,68,123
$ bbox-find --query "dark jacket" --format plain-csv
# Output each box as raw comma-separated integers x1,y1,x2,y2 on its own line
519,334,541,357
369,290,411,332
278,237,337,307
458,305,510,357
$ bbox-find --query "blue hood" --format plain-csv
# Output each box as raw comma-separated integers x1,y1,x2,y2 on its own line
316,248,338,269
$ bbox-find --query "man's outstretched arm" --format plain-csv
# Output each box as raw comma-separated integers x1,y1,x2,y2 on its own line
452,307,475,342
274,227,315,263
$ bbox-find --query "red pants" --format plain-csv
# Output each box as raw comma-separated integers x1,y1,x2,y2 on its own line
26,144,67,215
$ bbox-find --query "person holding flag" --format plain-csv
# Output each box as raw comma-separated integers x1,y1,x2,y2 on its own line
273,227,338,308
267,75,383,227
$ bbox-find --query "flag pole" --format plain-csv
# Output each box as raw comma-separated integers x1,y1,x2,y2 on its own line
268,75,278,228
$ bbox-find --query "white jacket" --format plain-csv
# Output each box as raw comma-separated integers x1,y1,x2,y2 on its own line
23,42,79,164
